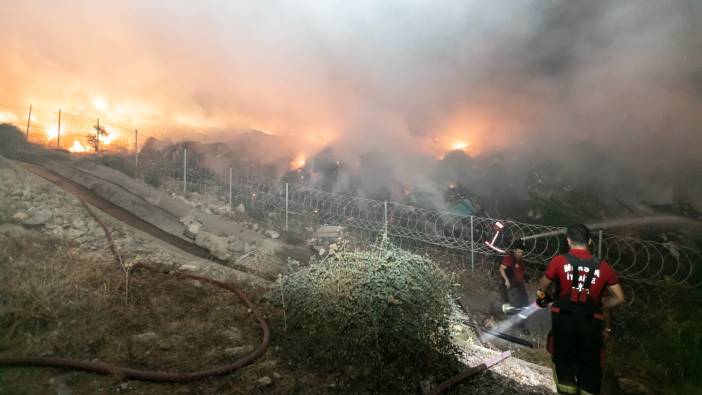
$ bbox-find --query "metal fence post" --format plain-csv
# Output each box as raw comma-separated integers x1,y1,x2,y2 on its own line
25,104,32,139
134,129,138,178
285,183,289,231
470,215,475,273
56,109,61,150
384,200,388,240
183,148,187,194
597,229,603,259
229,167,233,213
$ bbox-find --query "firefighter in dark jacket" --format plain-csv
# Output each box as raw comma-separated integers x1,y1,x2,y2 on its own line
536,224,625,395
499,240,529,313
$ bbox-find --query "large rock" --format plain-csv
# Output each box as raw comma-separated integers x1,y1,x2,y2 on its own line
22,208,52,226
264,229,280,239
195,231,231,260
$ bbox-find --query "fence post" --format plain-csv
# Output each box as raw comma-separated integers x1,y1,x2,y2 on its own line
229,167,233,213
134,129,138,178
183,148,187,194
25,104,32,139
597,229,603,259
470,215,475,273
96,118,100,153
285,183,289,231
384,200,388,240
56,109,61,150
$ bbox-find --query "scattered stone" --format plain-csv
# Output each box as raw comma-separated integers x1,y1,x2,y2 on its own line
252,224,260,232
65,228,85,239
158,341,171,350
257,376,273,386
221,327,242,343
243,241,255,253
12,211,28,222
258,360,278,369
195,231,231,260
71,218,86,229
118,382,130,391
273,372,282,380
212,205,230,215
235,203,245,213
133,331,158,342
224,345,254,357
23,208,52,226
264,229,280,239
228,239,245,253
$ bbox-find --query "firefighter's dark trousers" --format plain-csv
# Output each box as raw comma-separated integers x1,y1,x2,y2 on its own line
548,311,604,394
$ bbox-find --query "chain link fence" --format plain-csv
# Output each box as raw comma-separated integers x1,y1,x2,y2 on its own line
2,105,699,287
0,104,135,153
146,148,702,288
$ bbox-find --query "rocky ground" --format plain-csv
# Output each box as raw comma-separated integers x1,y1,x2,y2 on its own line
0,154,566,394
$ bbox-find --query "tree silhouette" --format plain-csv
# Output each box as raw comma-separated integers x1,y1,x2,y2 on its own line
87,121,108,153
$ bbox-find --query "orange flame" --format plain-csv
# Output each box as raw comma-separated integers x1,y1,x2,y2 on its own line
290,154,306,170
68,140,88,153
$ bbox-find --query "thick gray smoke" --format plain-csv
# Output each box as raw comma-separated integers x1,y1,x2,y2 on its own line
1,1,701,216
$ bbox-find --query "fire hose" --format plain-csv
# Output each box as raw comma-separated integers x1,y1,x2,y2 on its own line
0,197,271,382
455,298,534,348
429,351,512,395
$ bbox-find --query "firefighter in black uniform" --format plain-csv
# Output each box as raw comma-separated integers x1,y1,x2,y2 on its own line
536,224,625,395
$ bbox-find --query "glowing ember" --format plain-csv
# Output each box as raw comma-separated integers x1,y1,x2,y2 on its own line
290,154,307,170
46,126,59,140
98,128,118,145
69,140,88,153
451,141,468,151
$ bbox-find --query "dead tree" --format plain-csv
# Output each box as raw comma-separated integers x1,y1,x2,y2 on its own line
87,119,108,153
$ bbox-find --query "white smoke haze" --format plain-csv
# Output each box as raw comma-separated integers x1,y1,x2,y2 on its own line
1,0,701,213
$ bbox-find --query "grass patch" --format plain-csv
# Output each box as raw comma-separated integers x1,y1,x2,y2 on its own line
0,231,268,393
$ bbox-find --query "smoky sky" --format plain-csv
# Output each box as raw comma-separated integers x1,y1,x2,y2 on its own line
1,0,701,209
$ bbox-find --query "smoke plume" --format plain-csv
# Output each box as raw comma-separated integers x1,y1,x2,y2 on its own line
1,1,701,213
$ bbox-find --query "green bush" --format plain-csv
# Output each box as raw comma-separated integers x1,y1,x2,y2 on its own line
610,280,702,392
143,168,162,187
272,241,461,392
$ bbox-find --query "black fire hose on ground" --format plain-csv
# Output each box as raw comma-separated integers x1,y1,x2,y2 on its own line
0,196,271,382
455,297,534,348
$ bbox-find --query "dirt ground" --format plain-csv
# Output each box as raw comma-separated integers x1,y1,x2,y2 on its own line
0,153,560,394
0,230,353,395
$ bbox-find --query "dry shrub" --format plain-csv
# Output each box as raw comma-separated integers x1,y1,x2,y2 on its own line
272,241,462,392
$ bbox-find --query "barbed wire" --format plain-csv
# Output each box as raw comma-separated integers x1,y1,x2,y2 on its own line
0,104,135,152
4,105,698,287
145,151,701,288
